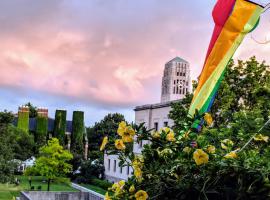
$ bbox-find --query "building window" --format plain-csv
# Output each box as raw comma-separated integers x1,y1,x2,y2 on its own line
120,167,123,174
164,121,168,127
186,88,188,93
183,88,185,94
154,122,158,131
108,159,111,171
180,72,182,76
139,140,143,148
113,160,116,172
179,88,182,94
173,87,175,94
127,166,130,175
183,73,186,76
176,87,179,94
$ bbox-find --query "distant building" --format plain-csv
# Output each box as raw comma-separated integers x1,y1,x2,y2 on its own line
104,57,191,182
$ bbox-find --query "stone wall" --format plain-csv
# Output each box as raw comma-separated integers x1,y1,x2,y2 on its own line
19,191,102,200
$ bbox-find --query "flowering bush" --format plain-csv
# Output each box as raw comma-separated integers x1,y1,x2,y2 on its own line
101,113,270,200
100,58,270,200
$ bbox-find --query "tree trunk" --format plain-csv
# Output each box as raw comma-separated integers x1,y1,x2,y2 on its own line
47,178,51,191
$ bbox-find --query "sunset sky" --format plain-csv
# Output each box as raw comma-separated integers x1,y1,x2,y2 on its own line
0,0,269,125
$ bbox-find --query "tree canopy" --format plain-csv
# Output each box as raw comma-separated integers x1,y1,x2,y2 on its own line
27,138,73,191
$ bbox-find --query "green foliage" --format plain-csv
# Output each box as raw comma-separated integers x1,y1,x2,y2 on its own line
87,113,125,159
53,110,67,146
71,111,84,153
17,111,29,133
24,102,38,118
0,111,35,183
35,116,48,147
13,128,35,161
76,159,104,183
27,138,73,191
0,110,14,124
89,178,112,190
103,58,270,199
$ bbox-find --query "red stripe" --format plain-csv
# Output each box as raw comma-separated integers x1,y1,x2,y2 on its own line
205,0,236,63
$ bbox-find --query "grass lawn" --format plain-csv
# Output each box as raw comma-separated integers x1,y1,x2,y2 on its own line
80,184,107,195
0,176,77,200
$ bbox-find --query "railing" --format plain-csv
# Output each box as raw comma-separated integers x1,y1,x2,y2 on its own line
71,183,104,200
19,191,32,200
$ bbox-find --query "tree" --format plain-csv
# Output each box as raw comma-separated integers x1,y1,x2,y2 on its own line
35,115,48,148
0,111,35,182
24,102,38,118
29,138,73,191
53,110,67,146
71,111,84,153
87,113,125,157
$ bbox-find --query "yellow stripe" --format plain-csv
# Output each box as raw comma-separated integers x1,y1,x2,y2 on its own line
192,0,257,102
189,2,262,117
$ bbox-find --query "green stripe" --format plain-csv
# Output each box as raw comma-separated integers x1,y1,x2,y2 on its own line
188,6,263,117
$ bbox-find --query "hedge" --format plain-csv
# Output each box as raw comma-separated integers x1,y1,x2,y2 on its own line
35,116,48,146
53,110,67,145
71,111,84,153
89,178,113,190
17,111,29,132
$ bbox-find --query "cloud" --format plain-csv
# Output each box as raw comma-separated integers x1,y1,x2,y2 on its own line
0,0,269,114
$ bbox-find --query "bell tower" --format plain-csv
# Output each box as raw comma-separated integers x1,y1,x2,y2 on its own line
161,57,191,103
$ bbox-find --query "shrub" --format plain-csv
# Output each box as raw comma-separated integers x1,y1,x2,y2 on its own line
53,110,67,145
90,178,112,190
71,111,84,153
35,116,48,146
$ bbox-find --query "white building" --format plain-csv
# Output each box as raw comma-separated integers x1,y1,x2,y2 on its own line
104,57,191,182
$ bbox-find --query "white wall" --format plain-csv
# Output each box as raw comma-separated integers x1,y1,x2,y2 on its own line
104,153,133,182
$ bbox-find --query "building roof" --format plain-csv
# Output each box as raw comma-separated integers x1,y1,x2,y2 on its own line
134,99,181,111
166,57,189,64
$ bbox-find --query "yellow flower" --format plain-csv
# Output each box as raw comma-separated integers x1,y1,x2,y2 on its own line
135,190,148,200
254,134,269,142
118,180,125,187
183,147,192,154
207,145,216,154
134,168,142,180
151,131,160,139
100,136,108,151
193,149,209,166
121,134,134,143
166,132,176,142
121,126,135,143
129,185,135,193
162,127,171,133
117,121,135,143
224,151,237,159
105,192,111,200
111,180,125,195
115,139,126,150
117,121,127,136
221,139,234,150
126,125,136,136
132,156,144,169
204,113,213,126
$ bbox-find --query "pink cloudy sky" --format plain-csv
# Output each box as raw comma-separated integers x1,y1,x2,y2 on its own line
0,0,269,125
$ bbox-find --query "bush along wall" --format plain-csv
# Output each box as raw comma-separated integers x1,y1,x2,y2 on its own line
71,111,84,153
35,116,48,146
17,109,29,133
53,110,67,146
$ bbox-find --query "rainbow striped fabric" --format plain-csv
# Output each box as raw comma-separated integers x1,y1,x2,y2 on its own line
188,0,264,127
